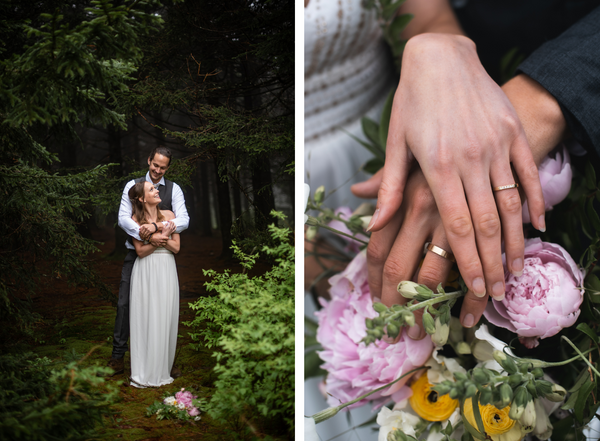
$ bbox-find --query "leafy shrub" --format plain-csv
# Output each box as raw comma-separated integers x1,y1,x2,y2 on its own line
0,351,118,440
186,211,294,435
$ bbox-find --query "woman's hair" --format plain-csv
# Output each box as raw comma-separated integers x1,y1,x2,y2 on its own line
128,182,165,226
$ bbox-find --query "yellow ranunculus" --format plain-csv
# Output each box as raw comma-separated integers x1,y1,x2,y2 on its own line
409,374,458,422
463,398,517,438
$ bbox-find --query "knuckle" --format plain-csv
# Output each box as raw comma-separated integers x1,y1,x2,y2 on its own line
367,241,387,267
499,191,522,215
410,186,435,214
476,212,501,237
501,113,521,138
447,215,473,238
521,163,540,183
382,259,408,283
463,139,485,162
418,267,443,290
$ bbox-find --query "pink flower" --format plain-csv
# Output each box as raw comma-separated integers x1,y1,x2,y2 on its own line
187,406,200,417
484,238,584,348
316,251,434,408
175,389,196,408
522,144,572,223
328,207,368,254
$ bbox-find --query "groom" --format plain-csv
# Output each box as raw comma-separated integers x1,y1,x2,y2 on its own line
106,146,190,376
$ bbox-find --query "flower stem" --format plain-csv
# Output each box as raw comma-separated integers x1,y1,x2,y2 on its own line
318,224,369,246
561,336,600,377
307,366,428,424
406,291,464,312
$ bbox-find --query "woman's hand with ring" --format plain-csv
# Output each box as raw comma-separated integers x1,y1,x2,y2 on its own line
368,33,546,303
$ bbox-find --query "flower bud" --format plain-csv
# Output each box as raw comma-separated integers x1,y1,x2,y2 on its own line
359,216,372,230
509,386,529,420
403,311,415,328
526,380,539,399
373,302,388,314
306,225,318,239
449,317,464,345
432,317,450,346
535,380,553,397
386,323,400,340
422,312,436,335
397,281,421,299
311,406,339,424
464,382,478,398
518,399,536,433
493,350,517,374
352,202,375,217
387,430,408,441
472,368,490,385
531,368,544,379
479,387,493,405
313,185,325,205
454,341,471,355
433,381,453,395
507,373,523,388
545,383,567,402
365,318,374,329
498,382,513,408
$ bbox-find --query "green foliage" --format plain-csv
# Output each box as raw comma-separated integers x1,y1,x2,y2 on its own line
185,211,294,433
0,0,167,334
363,0,413,66
0,351,118,440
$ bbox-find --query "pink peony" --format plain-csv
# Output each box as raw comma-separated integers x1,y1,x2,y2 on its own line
187,406,200,417
316,251,434,408
484,238,584,348
327,207,368,254
522,144,572,223
175,389,196,408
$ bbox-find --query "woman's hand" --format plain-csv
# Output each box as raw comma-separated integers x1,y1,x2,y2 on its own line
369,33,546,302
353,168,488,339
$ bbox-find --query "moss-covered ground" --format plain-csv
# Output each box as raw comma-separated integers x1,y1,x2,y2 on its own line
9,228,285,440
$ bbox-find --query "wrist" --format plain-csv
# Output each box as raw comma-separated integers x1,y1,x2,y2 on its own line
502,74,567,164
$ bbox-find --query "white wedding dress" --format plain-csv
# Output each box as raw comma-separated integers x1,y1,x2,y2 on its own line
305,0,395,439
129,246,179,388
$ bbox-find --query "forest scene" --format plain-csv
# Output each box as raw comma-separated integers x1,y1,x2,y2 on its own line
0,0,294,440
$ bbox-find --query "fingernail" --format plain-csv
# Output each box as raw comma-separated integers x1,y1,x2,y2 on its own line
463,313,475,328
511,258,523,277
538,214,546,232
492,282,505,299
473,277,486,297
407,324,421,340
367,208,380,232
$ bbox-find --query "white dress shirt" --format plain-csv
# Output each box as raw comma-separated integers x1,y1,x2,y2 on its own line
118,172,190,250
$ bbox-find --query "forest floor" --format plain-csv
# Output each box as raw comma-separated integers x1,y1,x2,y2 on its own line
14,226,279,441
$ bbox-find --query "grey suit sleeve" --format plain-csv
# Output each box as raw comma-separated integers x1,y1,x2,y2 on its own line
517,5,600,157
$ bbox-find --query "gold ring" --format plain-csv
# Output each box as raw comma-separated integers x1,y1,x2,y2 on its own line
493,183,519,192
426,243,456,263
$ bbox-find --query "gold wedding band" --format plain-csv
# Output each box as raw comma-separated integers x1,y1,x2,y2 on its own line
426,243,456,263
493,183,519,192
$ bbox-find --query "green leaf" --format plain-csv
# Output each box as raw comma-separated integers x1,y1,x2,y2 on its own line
381,0,408,22
343,129,385,161
586,198,600,234
385,13,413,44
576,323,599,345
379,89,395,149
574,378,594,423
362,117,382,148
586,162,597,190
363,157,384,175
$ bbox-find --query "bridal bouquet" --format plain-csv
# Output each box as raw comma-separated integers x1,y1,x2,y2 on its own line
146,388,205,422
305,143,600,440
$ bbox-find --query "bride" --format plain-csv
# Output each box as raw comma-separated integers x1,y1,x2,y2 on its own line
128,181,180,388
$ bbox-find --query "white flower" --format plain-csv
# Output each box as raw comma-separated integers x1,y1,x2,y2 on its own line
194,416,202,421
305,417,320,441
472,324,516,370
304,183,310,223
163,396,176,405
426,348,467,384
377,407,421,441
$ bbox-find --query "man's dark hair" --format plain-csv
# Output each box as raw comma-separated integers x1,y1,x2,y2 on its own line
149,146,172,166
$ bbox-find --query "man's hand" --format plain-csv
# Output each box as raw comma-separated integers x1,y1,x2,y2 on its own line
149,234,168,247
369,33,546,302
139,223,160,241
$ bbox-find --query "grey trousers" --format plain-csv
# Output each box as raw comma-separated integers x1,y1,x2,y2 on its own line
111,249,138,359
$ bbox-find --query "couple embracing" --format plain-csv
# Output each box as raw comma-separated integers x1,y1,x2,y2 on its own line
106,146,190,388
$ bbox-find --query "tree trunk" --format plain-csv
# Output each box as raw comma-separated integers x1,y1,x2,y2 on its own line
214,159,233,259
251,157,275,230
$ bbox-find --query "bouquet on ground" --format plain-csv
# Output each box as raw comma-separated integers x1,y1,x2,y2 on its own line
146,388,206,422
305,140,600,440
